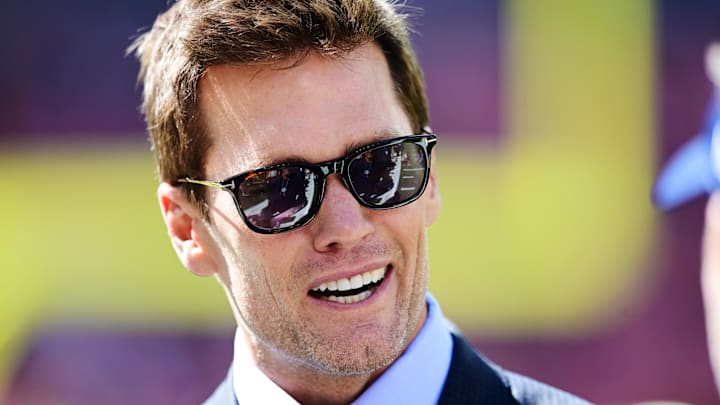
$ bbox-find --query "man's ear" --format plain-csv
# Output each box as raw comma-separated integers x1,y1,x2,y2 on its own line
425,161,441,226
158,182,218,277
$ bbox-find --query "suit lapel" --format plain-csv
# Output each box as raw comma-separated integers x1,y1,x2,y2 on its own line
436,334,520,405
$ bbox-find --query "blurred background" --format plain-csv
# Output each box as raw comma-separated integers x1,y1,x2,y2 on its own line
1,0,719,403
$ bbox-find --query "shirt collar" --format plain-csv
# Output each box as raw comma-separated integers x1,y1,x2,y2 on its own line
232,293,453,405
232,329,299,404
350,293,453,405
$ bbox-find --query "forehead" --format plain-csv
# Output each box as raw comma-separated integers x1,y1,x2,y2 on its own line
197,43,412,179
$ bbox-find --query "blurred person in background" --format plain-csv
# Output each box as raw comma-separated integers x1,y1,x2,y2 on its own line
703,192,720,395
130,0,590,404
656,42,720,398
702,43,720,395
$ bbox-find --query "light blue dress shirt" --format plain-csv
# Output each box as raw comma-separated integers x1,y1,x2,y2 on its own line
232,293,454,405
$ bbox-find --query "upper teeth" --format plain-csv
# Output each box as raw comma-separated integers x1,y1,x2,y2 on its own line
312,267,386,292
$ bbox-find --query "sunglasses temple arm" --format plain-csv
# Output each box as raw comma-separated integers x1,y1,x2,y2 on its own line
177,178,229,191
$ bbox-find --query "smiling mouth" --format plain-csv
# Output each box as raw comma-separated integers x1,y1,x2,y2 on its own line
308,266,388,304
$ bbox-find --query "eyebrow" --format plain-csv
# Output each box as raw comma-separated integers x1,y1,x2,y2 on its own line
343,128,402,157
256,128,404,168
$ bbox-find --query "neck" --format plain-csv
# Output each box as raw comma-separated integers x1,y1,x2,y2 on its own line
257,351,383,405
235,309,427,405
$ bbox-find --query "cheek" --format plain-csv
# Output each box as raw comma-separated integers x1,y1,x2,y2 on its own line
375,205,430,270
384,201,431,239
218,226,303,300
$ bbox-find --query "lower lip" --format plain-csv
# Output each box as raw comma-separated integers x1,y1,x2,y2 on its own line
308,266,393,310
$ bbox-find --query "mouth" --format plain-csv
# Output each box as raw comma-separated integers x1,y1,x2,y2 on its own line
308,266,389,304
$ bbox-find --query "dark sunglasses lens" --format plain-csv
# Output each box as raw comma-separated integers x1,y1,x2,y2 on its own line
348,141,428,207
236,167,316,231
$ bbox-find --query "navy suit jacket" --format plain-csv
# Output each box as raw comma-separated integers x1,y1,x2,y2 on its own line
203,334,592,404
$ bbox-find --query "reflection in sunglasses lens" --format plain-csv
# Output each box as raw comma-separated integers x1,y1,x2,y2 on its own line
349,143,426,207
239,167,314,230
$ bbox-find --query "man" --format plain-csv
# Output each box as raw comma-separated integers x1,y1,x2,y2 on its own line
130,1,590,403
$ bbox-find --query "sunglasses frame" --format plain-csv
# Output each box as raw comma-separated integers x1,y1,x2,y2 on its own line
178,132,437,234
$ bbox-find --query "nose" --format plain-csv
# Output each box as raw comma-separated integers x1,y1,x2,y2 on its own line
311,175,375,252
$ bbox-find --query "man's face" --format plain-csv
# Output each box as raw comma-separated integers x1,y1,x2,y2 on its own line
192,43,440,375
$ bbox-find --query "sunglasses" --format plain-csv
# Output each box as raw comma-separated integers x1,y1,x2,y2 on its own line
178,132,437,234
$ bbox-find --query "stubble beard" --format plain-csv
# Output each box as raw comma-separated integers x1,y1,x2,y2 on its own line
287,297,421,376
237,290,421,377
216,227,428,378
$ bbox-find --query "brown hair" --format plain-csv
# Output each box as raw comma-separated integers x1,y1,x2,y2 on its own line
129,0,429,212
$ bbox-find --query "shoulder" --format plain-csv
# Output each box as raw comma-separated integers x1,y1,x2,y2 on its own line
202,368,237,405
440,333,593,405
499,368,594,405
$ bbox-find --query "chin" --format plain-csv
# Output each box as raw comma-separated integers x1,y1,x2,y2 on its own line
306,340,400,376
290,321,406,376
